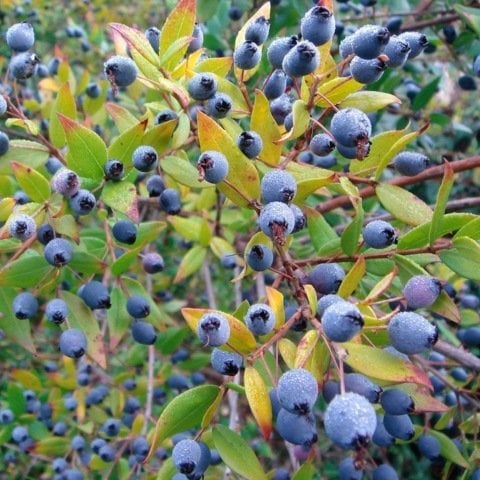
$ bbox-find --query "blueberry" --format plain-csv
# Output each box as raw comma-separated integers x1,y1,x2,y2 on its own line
14,191,30,205
99,444,116,462
267,36,298,69
331,108,372,148
53,421,67,436
269,388,282,418
126,295,150,318
398,31,428,59
457,326,480,346
51,168,80,197
307,263,345,294
310,133,336,156
12,292,38,319
104,55,138,87
44,238,73,266
91,437,107,454
132,145,158,172
372,414,395,446
145,27,160,52
104,159,124,181
191,372,206,385
273,468,291,480
63,395,78,411
383,414,414,440
417,433,441,461
211,348,243,375
237,131,263,158
277,368,318,414
350,56,387,84
59,328,87,358
0,95,7,116
37,223,55,245
131,320,157,345
276,409,317,447
403,275,441,309
324,392,377,448
282,40,320,77
0,409,14,424
245,303,275,336
206,92,232,119
9,213,36,241
173,439,202,475
380,388,414,415
45,156,63,174
261,170,297,204
393,151,430,176
102,418,121,436
339,35,354,58
372,464,399,480
78,373,90,386
159,188,181,214
322,301,364,342
112,220,137,245
388,312,438,354
258,201,295,244
384,36,411,68
247,244,274,271
45,298,68,324
131,436,149,461
155,109,178,125
245,16,270,45
234,41,261,70
290,204,306,233
197,312,230,347
53,457,67,474
228,6,243,21
146,175,165,197
69,189,96,215
459,293,480,310
187,23,204,53
363,220,397,249
300,6,335,46
48,57,60,76
345,373,382,403
221,254,237,269
351,25,390,60
79,281,111,309
322,379,340,403
197,150,229,183
385,16,403,35
317,294,344,317
270,94,293,125
123,396,141,414
263,69,287,100
188,73,217,101
6,22,35,51
0,131,10,156
85,82,100,99
142,252,164,274
338,457,363,480
12,426,29,443
458,75,477,91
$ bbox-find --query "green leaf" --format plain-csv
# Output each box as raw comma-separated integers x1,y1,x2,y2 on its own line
11,161,50,203
213,424,268,480
429,161,454,245
168,216,211,246
108,119,148,168
305,207,338,253
33,437,70,456
105,102,138,132
59,114,107,180
412,76,440,111
110,247,142,277
107,287,131,350
340,91,401,112
69,251,107,274
173,245,207,283
162,155,212,189
376,184,432,226
341,206,364,256
429,430,469,468
455,5,480,36
0,254,52,288
101,181,139,222
439,237,480,281
142,120,177,155
135,221,167,246
0,140,49,175
292,463,316,480
315,77,364,107
49,83,77,148
52,214,80,243
284,162,335,203
393,254,428,284
455,216,480,241
7,383,27,415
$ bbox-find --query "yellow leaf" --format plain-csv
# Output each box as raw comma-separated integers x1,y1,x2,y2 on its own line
340,91,401,112
294,330,319,369
278,339,296,369
338,256,365,298
245,366,272,439
315,77,363,107
277,100,310,142
266,287,285,328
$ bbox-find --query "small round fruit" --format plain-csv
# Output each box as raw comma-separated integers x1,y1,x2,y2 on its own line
44,238,73,266
37,223,55,246
350,56,387,84
59,328,87,358
351,25,390,60
372,464,399,480
197,151,229,183
155,109,177,125
237,131,263,158
393,151,430,176
403,275,441,309
142,253,164,274
276,409,317,447
206,92,232,119
269,94,292,125
245,16,270,45
6,22,35,52
188,73,217,101
398,31,428,58
187,23,204,53
211,348,243,375
417,434,441,461
300,6,335,46
173,439,202,475
104,56,138,87
132,145,158,172
282,40,320,77
104,160,124,181
245,303,275,336
290,204,306,233
330,108,372,148
380,388,414,415
234,41,261,70
261,170,297,204
145,27,160,52
112,220,137,245
69,189,96,216
388,312,438,354
277,368,318,415
159,188,181,214
13,292,38,320
307,263,345,294
263,69,287,99
383,414,414,441
322,301,364,342
9,213,36,241
131,321,157,345
126,295,150,318
0,131,9,156
363,220,397,249
258,202,295,244
345,373,382,403
310,134,336,156
52,168,80,197
384,36,411,67
246,244,274,271
267,36,298,69
79,281,111,309
197,312,230,347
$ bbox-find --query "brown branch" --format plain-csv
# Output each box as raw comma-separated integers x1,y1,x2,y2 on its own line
401,13,460,32
434,339,480,372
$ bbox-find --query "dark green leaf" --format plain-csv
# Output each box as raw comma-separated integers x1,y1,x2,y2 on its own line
412,76,440,111
439,237,480,280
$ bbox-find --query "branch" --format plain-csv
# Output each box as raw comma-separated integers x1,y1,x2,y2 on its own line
434,339,480,372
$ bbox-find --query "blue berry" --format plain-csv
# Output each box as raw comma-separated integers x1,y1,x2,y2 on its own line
112,220,137,245
35,63,49,78
398,31,428,59
237,131,263,158
258,201,295,244
173,439,202,475
45,156,63,174
403,275,441,309
12,426,29,443
0,131,9,156
155,109,178,125
282,40,320,77
187,23,204,53
79,280,111,309
69,189,96,215
6,22,35,51
263,69,287,100
234,41,261,70
308,263,345,294
336,141,370,160
245,303,275,336
131,436,149,461
276,409,317,447
339,35,354,58
197,150,229,183
132,145,158,172
53,421,67,436
372,464,399,480
322,380,340,403
104,56,138,87
159,188,181,214
52,168,80,197
269,388,281,418
197,312,230,347
191,372,206,385
273,468,291,480
393,151,430,176
380,388,414,415
324,392,377,448
350,56,387,84
146,175,165,196
290,204,306,233
63,395,77,411
388,312,438,354
142,252,164,273
310,133,336,156
383,414,414,440
322,301,364,342
228,6,243,21
277,368,318,415
206,92,232,119
167,374,190,391
59,328,87,358
9,213,36,241
145,27,160,52
385,16,402,34
53,457,67,474
104,159,124,181
451,366,468,381
211,348,243,375
10,52,40,80
102,418,121,437
373,414,395,446
363,220,397,249
44,238,73,266
317,294,343,317
345,373,382,403
331,108,372,148
91,437,107,454
384,36,411,67
245,16,270,45
188,73,217,101
459,293,480,310
85,82,100,98
45,298,68,324
48,57,60,76
247,244,274,271
270,94,293,125
126,295,150,318
37,223,55,245
338,457,363,480
351,25,390,60
267,36,298,69
131,320,157,345
98,444,116,462
13,292,38,320
457,326,480,346
300,6,335,46
417,433,441,460
261,170,297,204
0,409,14,424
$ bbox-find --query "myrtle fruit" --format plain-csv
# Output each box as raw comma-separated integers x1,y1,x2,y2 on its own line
331,108,372,148
373,414,395,447
45,298,68,324
345,373,382,403
10,52,40,80
270,94,293,125
69,189,96,215
307,263,345,294
160,188,181,214
228,6,243,21
191,371,206,385
12,426,29,444
155,109,178,125
317,294,344,318
338,457,363,480
131,436,149,462
9,213,36,241
0,96,7,116
339,35,354,58
270,388,281,418
44,238,73,266
398,31,428,58
59,328,87,358
173,439,202,475
258,201,295,244
145,27,160,52
14,191,30,205
0,409,14,424
13,292,38,320
418,433,441,461
351,25,390,59
187,23,204,53
45,156,63,174
276,409,317,447
131,320,157,345
132,145,158,172
350,56,387,84
372,465,399,480
290,204,306,233
53,457,67,474
53,421,67,436
322,301,364,342
48,57,60,76
457,326,480,347
300,6,335,46
79,280,111,309
324,392,377,449
234,41,261,70
188,73,217,101
0,131,10,156
282,40,320,77
384,36,411,67
211,348,243,375
245,16,270,45
247,244,274,271
104,160,124,181
146,175,165,197
37,223,55,245
388,312,438,354
273,468,290,480
126,295,150,318
52,168,80,197
261,170,297,204
104,55,138,87
102,418,121,437
206,92,232,119
237,131,263,158
98,444,116,462
197,150,229,183
383,414,415,441
277,368,318,415
380,388,414,415
393,151,430,176
142,252,164,274
267,36,298,69
403,275,441,309
197,312,230,347
6,22,35,52
263,69,287,100
112,220,137,245
64,395,77,411
310,133,336,156
91,438,107,454
71,435,86,452
245,303,275,336
459,293,480,310
363,220,397,249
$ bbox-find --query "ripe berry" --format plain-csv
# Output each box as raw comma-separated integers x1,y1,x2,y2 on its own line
53,457,67,474
101,418,120,437
417,434,441,461
373,464,399,480
79,281,111,309
0,409,14,424
258,201,295,244
59,328,87,358
276,409,317,447
188,23,204,53
393,151,430,176
69,189,96,215
384,36,411,67
37,223,55,246
338,457,363,480
351,25,390,59
261,170,297,204
290,204,306,233
126,295,150,318
247,244,274,271
98,444,116,462
112,220,137,245
12,426,29,444
159,188,181,214
324,392,377,448
282,40,320,77
104,160,124,181
263,69,287,100
10,52,40,80
339,35,354,58
234,41,261,70
211,348,243,375
53,421,67,436
317,294,343,318
267,36,298,69
459,75,477,91
6,22,35,52
380,388,414,415
278,368,318,414
145,27,160,52
132,145,158,172
245,16,270,45
188,73,217,101
142,252,164,274
104,56,138,87
270,94,293,125
350,56,387,84
44,238,73,266
308,263,345,294
198,151,229,184
310,133,336,156
383,414,414,440
245,303,275,336
155,109,178,125
373,414,395,447
206,92,232,119
388,312,438,354
197,312,230,347
322,301,364,342
131,320,157,345
363,220,397,249
0,131,9,156
228,6,243,21
403,275,441,309
237,131,263,158
300,6,335,46
345,373,382,403
48,57,60,76
0,96,7,116
52,168,80,197
331,108,372,148
9,213,36,241
13,292,38,320
398,31,428,58
146,175,165,197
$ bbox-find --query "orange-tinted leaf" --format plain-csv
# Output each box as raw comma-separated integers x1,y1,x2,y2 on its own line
245,366,272,439
295,330,319,369
401,384,449,413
